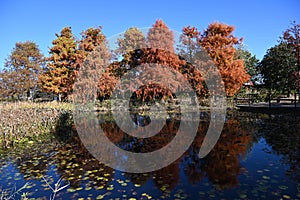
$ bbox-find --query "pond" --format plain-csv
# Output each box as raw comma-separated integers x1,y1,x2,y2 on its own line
0,110,299,199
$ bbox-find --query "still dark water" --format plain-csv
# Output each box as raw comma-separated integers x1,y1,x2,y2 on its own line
0,110,300,199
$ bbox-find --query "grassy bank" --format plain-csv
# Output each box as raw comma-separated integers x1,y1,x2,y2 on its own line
0,102,73,148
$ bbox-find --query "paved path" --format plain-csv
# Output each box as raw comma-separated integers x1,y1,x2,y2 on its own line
236,102,300,112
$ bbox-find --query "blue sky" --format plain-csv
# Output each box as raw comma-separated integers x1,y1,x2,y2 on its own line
0,0,299,70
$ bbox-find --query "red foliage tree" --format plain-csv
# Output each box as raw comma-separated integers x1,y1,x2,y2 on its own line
199,22,250,96
147,19,175,52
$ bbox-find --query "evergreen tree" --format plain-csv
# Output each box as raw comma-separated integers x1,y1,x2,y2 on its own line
259,42,297,93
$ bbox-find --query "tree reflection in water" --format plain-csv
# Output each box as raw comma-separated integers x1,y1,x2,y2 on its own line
97,111,254,190
2,110,299,198
259,113,300,182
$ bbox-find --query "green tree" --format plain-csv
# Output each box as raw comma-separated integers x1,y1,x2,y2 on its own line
282,21,300,73
259,42,297,94
3,41,44,100
235,44,259,84
39,27,77,101
282,21,300,91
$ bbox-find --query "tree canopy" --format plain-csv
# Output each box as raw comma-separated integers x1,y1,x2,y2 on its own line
198,22,250,96
1,19,259,102
235,44,259,84
38,26,106,101
282,21,300,90
1,41,44,99
259,42,297,92
116,27,146,56
38,27,77,101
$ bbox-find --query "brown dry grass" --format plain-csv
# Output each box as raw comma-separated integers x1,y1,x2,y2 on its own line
0,101,73,148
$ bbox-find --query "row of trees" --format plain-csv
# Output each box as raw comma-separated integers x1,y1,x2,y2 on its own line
1,20,297,102
259,21,300,97
0,26,105,101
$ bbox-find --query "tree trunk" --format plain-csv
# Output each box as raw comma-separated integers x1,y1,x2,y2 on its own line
294,91,297,108
268,88,271,108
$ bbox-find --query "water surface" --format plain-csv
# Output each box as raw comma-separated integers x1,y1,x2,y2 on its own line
0,110,299,199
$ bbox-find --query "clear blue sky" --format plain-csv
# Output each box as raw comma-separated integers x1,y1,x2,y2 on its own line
0,0,299,70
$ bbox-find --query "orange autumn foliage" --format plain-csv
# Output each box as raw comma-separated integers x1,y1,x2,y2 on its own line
199,22,250,96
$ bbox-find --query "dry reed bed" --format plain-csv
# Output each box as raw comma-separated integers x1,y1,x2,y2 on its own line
0,102,73,147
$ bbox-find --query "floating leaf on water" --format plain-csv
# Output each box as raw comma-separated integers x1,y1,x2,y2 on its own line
129,198,136,200
283,195,291,199
25,184,34,189
15,172,21,177
116,179,123,183
67,188,76,193
76,187,83,191
142,193,152,199
161,186,167,191
257,170,263,173
199,192,205,195
95,185,104,190
96,195,104,200
85,187,92,191
73,163,79,167
96,192,112,199
134,184,141,187
240,194,247,199
279,185,288,190
107,185,114,191
262,176,270,180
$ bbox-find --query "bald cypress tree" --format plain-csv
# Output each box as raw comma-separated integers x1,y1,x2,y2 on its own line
39,27,77,101
4,41,44,100
116,27,146,56
199,22,250,96
147,19,175,52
